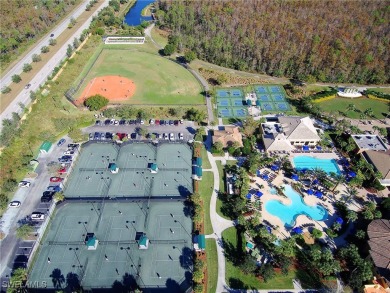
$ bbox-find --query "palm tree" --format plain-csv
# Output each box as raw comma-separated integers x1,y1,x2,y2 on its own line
372,125,380,135
360,113,367,123
347,104,356,113
346,210,358,223
364,108,374,118
331,173,345,193
54,191,65,203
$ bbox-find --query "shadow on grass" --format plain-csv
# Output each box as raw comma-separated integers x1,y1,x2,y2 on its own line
228,277,248,289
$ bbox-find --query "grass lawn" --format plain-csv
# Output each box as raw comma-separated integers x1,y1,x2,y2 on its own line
369,87,390,94
318,97,388,119
206,239,218,293
151,26,168,48
200,144,211,169
199,171,214,235
222,227,295,290
75,49,203,105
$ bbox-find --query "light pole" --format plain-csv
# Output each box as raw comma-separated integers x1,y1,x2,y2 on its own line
120,247,145,286
69,247,83,269
78,221,88,234
174,219,191,237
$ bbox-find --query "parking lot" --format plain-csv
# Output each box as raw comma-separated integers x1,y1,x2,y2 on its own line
85,119,196,142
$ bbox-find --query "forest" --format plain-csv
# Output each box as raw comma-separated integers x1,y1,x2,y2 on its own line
157,0,389,84
0,0,80,69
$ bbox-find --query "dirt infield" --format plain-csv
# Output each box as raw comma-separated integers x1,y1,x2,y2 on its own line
76,75,136,105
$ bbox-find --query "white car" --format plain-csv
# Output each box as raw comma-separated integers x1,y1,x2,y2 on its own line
169,133,175,141
31,212,45,221
149,119,155,125
163,133,169,140
19,181,31,188
178,133,184,140
114,120,119,126
140,120,145,125
9,201,21,208
63,150,75,156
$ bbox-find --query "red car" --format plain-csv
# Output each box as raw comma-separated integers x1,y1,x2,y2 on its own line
58,167,67,174
50,177,63,182
155,120,160,125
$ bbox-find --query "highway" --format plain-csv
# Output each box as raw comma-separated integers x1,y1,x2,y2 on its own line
0,0,110,124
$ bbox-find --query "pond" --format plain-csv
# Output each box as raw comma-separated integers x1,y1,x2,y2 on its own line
124,0,155,26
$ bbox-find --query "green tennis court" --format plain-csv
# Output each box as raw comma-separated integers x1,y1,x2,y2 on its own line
28,201,192,292
64,142,193,198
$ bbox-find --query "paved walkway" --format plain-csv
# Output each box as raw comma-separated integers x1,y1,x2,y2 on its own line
204,130,235,293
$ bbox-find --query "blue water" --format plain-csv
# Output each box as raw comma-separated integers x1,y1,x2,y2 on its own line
265,185,328,227
269,187,278,195
293,156,341,175
124,0,154,26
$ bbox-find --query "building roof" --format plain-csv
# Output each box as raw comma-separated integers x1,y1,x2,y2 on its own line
278,116,320,141
367,219,390,284
352,135,388,152
212,126,243,148
198,234,205,249
40,141,52,152
264,133,294,152
363,150,390,180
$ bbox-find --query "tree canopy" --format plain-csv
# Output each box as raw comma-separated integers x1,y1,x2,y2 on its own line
84,95,109,111
158,0,389,84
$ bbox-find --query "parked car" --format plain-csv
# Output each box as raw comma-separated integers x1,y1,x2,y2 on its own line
180,119,184,124
47,185,62,192
57,138,66,147
163,133,169,140
169,120,174,126
156,133,161,139
50,33,54,37
105,119,111,125
129,120,135,125
119,120,126,125
89,133,93,140
155,120,160,125
50,177,63,183
68,144,79,149
64,150,75,156
105,132,113,139
179,133,184,140
114,120,119,126
24,83,31,89
19,181,31,188
95,120,102,126
140,120,145,125
31,212,45,221
58,167,67,174
110,119,115,125
160,120,165,126
174,120,179,126
130,133,137,139
169,133,175,140
150,119,155,125
9,201,21,208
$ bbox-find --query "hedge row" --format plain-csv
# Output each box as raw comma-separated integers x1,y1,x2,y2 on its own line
309,88,338,101
366,94,390,103
312,94,337,103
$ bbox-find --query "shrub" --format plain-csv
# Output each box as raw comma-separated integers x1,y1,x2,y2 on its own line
49,38,57,46
22,63,32,72
41,46,49,53
163,43,175,56
312,228,323,238
16,224,34,240
11,74,21,83
84,94,109,110
1,86,11,94
32,54,41,62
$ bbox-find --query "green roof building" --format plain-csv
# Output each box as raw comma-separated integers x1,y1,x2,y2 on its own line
138,235,149,249
39,141,52,154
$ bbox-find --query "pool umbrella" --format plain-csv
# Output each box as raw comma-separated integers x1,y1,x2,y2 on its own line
255,191,263,198
316,146,322,150
256,170,261,177
302,145,310,151
307,189,314,195
246,193,252,200
301,168,308,174
292,227,303,234
271,165,279,171
256,100,261,106
336,217,344,225
315,191,323,198
246,99,251,106
291,174,299,181
348,171,356,178
312,179,319,185
266,226,272,233
262,174,269,180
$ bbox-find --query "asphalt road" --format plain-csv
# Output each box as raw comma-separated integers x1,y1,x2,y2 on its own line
0,137,73,281
0,0,110,125
0,0,90,85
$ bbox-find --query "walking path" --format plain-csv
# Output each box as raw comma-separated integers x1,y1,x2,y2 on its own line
203,130,235,293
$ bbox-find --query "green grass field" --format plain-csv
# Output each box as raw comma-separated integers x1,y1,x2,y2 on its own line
222,227,295,289
200,144,212,169
206,239,218,293
200,171,214,235
76,49,204,105
318,97,389,119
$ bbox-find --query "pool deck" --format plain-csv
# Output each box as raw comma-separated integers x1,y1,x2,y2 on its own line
249,167,345,240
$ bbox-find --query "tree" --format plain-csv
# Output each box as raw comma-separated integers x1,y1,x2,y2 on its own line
49,38,57,46
258,263,275,282
9,268,28,291
138,127,148,137
347,104,356,112
73,37,80,49
163,43,175,55
11,74,21,83
346,210,358,223
66,44,73,57
32,53,41,62
242,116,259,137
109,0,120,11
68,17,76,28
355,230,365,239
54,192,65,202
68,128,87,143
213,141,223,151
84,94,109,111
332,222,342,231
16,224,33,240
186,108,206,123
41,45,50,53
1,86,11,94
23,63,32,72
184,50,196,63
310,248,341,276
239,255,257,274
312,228,323,238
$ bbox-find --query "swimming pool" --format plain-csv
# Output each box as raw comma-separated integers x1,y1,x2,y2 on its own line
265,185,328,228
293,156,341,174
